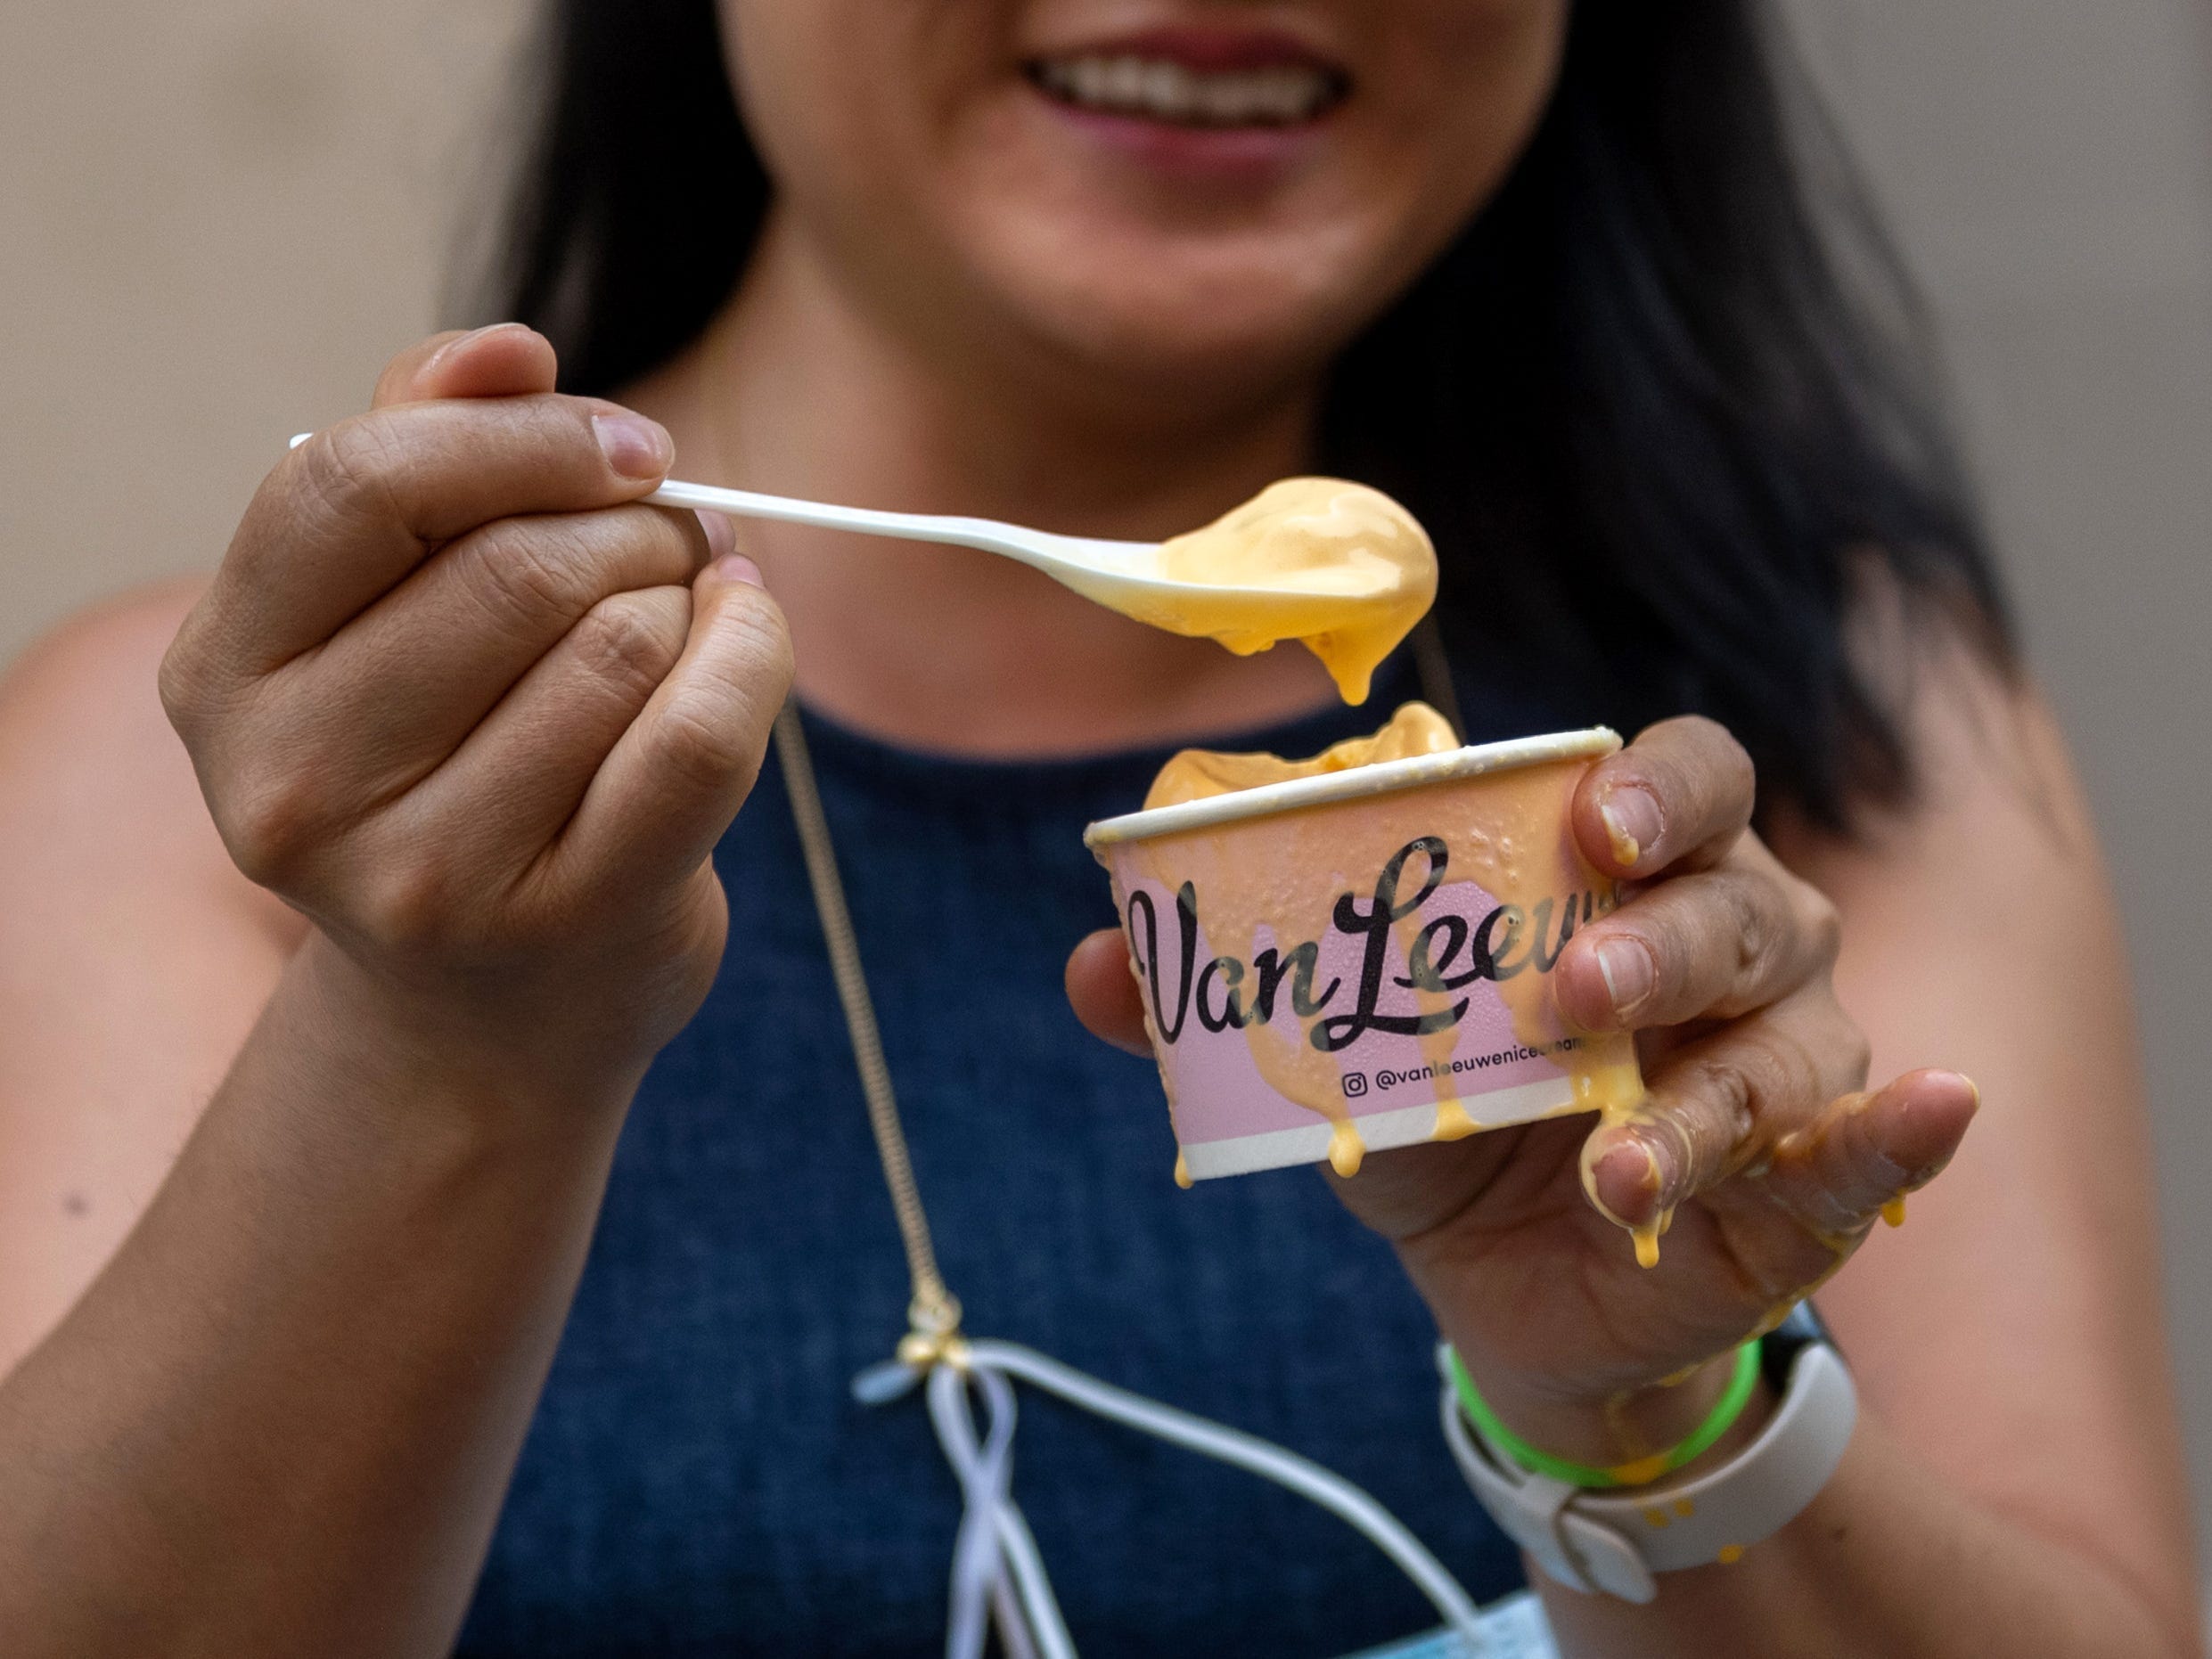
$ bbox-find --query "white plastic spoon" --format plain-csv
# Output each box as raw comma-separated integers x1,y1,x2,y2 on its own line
283,436,1431,700
288,431,1275,611
640,474,1287,611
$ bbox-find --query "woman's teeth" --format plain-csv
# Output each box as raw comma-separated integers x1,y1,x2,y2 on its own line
1029,55,1344,127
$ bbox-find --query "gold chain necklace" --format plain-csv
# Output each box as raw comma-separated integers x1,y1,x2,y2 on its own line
771,701,963,1353
772,623,1461,1361
766,642,1487,1658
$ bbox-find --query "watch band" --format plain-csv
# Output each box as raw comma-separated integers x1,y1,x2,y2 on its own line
1438,1311,1858,1602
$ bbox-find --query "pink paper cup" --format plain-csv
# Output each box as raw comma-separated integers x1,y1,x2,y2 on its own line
1084,728,1643,1183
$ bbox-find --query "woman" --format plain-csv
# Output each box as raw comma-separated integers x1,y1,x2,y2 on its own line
0,0,2196,1653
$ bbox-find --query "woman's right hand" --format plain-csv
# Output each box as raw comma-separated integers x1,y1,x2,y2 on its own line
160,324,791,1106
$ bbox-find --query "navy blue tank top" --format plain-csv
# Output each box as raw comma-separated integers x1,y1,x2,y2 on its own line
457,658,1578,1656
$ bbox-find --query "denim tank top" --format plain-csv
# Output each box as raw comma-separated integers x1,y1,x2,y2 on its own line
456,658,1583,1656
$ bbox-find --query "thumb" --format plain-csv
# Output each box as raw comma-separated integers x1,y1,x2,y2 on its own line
370,323,558,410
1066,928,1152,1058
1763,1068,1980,1242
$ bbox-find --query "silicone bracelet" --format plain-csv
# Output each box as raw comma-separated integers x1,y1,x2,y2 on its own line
1446,1341,1762,1490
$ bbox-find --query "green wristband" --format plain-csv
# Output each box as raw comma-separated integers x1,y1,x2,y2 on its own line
1447,1340,1762,1490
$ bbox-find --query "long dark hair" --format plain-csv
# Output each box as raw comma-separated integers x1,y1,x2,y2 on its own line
471,0,2013,831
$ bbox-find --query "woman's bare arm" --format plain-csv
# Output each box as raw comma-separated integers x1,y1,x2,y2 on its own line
0,589,646,1655
0,586,610,1654
0,325,793,1656
0,584,298,1374
1806,665,2195,1636
1057,635,2201,1655
1535,658,2200,1655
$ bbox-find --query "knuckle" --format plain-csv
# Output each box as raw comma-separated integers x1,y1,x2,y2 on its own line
155,630,212,744
355,858,467,955
1676,714,1756,791
1718,1060,1758,1138
458,518,594,641
719,587,796,686
1679,1058,1757,1162
1716,872,1800,1001
651,693,762,794
569,592,683,701
1641,715,1757,821
527,393,619,473
1799,887,1844,967
296,417,407,533
1718,873,1774,972
217,771,329,888
1728,1031,1809,1124
1831,1009,1874,1091
1766,1027,1828,1114
635,585,790,796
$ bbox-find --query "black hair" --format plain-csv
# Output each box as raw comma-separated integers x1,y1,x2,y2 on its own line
471,0,2013,831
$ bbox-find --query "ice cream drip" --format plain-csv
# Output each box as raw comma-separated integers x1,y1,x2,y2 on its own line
1118,478,1437,705
1099,481,1660,1262
1126,709,1646,1226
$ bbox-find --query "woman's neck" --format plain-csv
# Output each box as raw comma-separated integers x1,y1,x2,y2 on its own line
629,215,1344,757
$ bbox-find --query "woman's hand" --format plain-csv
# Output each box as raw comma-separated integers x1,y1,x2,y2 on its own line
1066,715,1979,1467
160,324,792,1107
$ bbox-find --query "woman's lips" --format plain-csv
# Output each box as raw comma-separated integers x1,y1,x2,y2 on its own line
1021,29,1348,177
1035,23,1346,77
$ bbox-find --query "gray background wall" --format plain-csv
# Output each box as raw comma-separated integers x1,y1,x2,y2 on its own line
1777,0,2212,1585
5,0,2211,1590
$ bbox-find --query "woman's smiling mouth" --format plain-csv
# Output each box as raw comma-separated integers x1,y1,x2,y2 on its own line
1027,54,1347,127
1023,29,1349,132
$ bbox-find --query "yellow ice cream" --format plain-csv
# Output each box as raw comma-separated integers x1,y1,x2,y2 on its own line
1106,484,1660,1263
1128,707,1653,1255
1116,478,1437,705
1144,701,1462,810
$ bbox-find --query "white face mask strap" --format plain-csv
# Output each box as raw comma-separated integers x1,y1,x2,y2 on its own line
863,1340,1492,1657
923,1359,1070,1659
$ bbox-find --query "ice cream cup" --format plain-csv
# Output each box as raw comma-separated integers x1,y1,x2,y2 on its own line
1084,728,1644,1183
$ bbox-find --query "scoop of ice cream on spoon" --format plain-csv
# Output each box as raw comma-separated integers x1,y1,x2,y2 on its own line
1140,478,1438,704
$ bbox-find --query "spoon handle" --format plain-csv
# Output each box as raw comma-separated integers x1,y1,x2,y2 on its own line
650,478,973,542
288,433,1152,570
645,478,1037,557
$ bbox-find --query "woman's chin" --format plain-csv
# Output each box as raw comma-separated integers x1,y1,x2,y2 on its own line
956,227,1385,412
891,85,1421,415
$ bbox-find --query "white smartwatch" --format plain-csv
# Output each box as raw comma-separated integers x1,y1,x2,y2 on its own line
1440,1304,1857,1602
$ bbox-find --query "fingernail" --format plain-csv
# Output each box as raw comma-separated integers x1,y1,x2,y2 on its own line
594,412,673,479
711,552,765,588
1593,936,1654,1017
426,321,519,372
1599,787,1662,869
1591,1134,1668,1223
696,510,736,561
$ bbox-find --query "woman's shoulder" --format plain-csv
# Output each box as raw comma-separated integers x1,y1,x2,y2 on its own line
4,577,196,740
0,575,300,935
4,578,198,732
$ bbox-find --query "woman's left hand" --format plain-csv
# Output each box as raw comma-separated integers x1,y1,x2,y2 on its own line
1066,715,1980,1467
